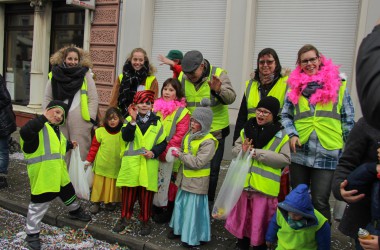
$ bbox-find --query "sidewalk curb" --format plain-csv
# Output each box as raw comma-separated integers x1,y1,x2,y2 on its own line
0,194,164,250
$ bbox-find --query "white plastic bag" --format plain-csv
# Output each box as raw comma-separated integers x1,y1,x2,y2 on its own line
85,165,94,189
153,161,174,207
212,150,253,219
68,146,90,200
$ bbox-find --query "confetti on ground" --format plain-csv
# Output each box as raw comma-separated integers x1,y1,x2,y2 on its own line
0,207,129,249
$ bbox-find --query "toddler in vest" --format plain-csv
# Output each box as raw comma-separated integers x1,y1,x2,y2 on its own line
225,96,291,250
345,162,380,249
167,98,218,248
265,184,331,250
20,100,91,250
114,90,167,236
84,107,123,214
152,78,190,223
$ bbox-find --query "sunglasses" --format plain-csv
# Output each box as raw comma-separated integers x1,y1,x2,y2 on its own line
259,60,275,66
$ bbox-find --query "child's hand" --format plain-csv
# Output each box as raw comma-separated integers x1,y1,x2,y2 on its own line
72,141,78,149
84,160,92,167
242,138,253,153
358,235,379,250
128,104,137,122
171,148,180,158
142,150,154,159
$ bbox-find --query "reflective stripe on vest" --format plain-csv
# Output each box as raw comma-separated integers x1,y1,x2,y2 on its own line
167,107,186,141
179,66,229,131
48,71,90,121
242,129,289,197
182,133,218,177
123,125,164,157
119,74,155,90
245,76,288,120
25,126,62,164
293,80,346,150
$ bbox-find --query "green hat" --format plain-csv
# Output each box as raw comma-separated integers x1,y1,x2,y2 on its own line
166,50,183,60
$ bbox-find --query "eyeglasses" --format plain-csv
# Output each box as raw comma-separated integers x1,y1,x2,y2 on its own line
256,108,271,117
138,101,152,105
300,57,319,66
259,60,275,66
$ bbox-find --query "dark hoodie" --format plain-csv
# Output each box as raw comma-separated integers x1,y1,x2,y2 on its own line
265,184,330,249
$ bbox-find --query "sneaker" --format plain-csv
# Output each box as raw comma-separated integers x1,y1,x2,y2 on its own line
0,176,8,189
68,207,91,222
89,203,100,214
25,233,41,250
139,222,151,236
112,217,127,233
105,203,116,211
167,230,181,240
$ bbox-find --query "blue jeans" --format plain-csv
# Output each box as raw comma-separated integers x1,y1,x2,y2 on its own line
0,135,10,174
290,163,334,222
208,137,225,201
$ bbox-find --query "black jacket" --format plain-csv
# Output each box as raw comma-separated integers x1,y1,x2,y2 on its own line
332,118,380,237
356,24,380,129
0,74,16,137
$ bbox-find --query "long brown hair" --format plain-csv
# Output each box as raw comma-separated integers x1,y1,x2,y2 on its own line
125,48,156,75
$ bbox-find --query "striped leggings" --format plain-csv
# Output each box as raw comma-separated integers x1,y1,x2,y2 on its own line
121,186,154,222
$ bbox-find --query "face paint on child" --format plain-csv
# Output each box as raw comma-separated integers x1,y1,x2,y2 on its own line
190,118,202,133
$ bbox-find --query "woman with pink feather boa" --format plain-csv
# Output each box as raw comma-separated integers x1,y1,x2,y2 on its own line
152,78,190,223
281,44,355,224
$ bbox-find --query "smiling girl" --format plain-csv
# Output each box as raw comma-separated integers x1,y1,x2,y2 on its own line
152,78,190,223
110,48,159,118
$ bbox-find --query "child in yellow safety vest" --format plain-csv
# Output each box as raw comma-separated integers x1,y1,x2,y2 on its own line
84,107,124,214
167,98,218,248
152,78,190,223
225,96,291,249
114,90,167,236
20,100,91,250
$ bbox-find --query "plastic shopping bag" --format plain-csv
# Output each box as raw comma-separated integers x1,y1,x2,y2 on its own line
212,150,253,219
85,165,94,189
68,146,90,200
153,161,174,207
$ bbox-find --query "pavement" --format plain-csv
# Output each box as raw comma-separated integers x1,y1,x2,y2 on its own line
0,130,353,250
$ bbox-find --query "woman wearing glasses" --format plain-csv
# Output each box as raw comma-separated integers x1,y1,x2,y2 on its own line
233,48,289,143
281,44,355,223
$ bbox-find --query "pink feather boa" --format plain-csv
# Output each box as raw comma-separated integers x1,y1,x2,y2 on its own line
287,55,342,105
153,97,187,118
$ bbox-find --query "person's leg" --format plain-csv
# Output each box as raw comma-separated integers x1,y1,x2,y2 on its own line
208,137,225,202
289,162,311,189
113,186,137,232
138,186,154,236
59,183,91,221
310,168,334,223
0,135,10,189
25,201,50,250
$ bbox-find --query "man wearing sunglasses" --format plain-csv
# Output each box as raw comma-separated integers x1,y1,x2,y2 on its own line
178,50,236,206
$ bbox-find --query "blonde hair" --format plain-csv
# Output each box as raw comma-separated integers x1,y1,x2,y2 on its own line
126,48,156,75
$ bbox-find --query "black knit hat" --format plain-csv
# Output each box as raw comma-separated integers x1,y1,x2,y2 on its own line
46,100,68,125
257,96,280,117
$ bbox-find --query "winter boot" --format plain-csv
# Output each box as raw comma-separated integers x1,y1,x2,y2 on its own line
25,233,41,250
68,207,91,222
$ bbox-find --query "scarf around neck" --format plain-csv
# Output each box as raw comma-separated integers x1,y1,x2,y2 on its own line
243,118,282,149
287,55,342,105
153,98,187,118
51,65,88,109
118,61,149,117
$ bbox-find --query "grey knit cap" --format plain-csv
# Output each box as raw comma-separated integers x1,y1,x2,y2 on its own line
191,98,213,133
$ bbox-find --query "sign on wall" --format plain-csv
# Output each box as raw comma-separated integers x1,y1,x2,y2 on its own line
66,0,95,10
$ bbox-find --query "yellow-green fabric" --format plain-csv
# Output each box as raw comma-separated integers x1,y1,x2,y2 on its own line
276,208,327,250
156,107,189,172
245,76,288,119
48,71,90,121
182,133,218,178
294,81,346,150
242,129,289,197
20,123,70,195
93,127,122,179
116,119,165,192
118,74,156,91
178,66,229,132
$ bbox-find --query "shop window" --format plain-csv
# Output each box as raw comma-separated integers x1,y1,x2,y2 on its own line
4,4,34,105
50,3,84,55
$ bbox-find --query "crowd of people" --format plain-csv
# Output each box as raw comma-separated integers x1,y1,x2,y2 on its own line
0,17,379,250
